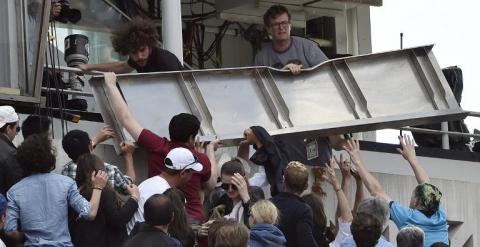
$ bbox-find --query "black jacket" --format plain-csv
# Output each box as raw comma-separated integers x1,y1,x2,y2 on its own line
0,134,22,195
124,224,177,247
69,188,138,247
271,192,318,247
249,126,289,196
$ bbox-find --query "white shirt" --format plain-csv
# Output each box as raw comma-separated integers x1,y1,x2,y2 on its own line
127,176,171,233
224,201,244,222
330,217,352,247
0,239,6,247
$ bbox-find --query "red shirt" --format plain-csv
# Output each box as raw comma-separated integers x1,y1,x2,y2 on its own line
137,129,211,222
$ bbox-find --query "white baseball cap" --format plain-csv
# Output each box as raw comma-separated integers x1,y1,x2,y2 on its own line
164,147,203,172
0,106,19,128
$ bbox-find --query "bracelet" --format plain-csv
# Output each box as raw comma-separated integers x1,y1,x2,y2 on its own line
334,187,342,192
93,187,103,191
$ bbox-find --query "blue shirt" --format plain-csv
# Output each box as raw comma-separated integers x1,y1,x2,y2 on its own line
6,173,91,247
389,201,449,247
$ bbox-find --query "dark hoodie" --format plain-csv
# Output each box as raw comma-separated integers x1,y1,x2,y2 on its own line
249,126,290,196
249,224,286,247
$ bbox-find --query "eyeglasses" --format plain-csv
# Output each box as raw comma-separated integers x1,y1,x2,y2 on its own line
270,21,290,29
220,183,238,191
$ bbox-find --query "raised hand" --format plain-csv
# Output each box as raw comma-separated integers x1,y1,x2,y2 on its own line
343,139,362,166
335,153,351,180
194,136,205,153
231,173,250,203
120,140,136,156
91,170,108,189
396,135,417,163
92,126,116,148
323,158,339,188
207,137,222,152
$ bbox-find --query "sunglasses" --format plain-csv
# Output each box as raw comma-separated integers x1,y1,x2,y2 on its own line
221,183,238,191
164,155,199,171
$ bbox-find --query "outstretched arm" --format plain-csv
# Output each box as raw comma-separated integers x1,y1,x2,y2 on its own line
344,139,391,202
103,72,144,141
352,170,365,214
120,140,137,184
325,158,353,223
334,153,352,233
79,61,134,74
396,135,429,184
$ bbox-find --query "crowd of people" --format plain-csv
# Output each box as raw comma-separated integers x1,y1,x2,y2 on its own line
0,3,453,247
0,102,450,247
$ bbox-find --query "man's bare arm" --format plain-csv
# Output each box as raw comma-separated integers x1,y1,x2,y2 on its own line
103,72,143,141
79,61,133,74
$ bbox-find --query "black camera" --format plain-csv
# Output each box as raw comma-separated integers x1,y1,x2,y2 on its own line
52,0,81,24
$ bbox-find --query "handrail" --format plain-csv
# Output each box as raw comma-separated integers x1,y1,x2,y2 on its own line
398,127,480,139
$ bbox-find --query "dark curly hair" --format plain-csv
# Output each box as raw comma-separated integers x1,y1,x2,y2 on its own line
111,18,160,56
16,134,56,176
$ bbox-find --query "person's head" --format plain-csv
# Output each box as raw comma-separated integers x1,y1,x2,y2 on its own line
62,130,92,163
357,197,390,231
111,18,159,67
214,220,249,247
396,225,425,247
144,194,174,227
208,219,229,247
242,127,259,145
17,134,56,176
163,147,203,187
220,160,246,200
168,113,201,146
302,193,327,231
75,153,118,204
263,5,291,43
351,212,382,247
21,115,52,141
0,105,20,141
409,183,442,217
249,199,279,226
283,161,309,195
0,193,6,229
164,188,194,247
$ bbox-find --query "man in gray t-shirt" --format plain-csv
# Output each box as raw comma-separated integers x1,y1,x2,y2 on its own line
253,5,346,167
254,5,328,74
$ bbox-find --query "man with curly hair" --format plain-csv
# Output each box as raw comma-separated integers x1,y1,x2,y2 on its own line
79,18,182,73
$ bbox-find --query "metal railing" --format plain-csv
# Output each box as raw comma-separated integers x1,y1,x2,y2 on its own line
396,111,480,150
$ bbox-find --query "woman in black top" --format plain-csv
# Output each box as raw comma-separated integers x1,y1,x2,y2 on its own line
69,154,139,247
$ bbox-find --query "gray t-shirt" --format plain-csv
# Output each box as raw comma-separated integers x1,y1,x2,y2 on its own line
254,36,328,68
255,36,332,166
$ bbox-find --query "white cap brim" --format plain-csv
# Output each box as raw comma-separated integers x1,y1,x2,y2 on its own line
190,162,203,172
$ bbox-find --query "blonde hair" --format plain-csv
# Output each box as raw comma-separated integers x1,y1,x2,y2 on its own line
250,200,279,225
284,161,309,194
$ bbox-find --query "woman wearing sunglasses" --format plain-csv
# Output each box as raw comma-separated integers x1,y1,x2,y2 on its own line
215,160,265,226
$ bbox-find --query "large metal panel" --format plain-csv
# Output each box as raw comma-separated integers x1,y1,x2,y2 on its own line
90,45,468,149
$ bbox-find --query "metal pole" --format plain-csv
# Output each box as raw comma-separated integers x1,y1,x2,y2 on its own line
441,122,450,150
161,0,184,65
